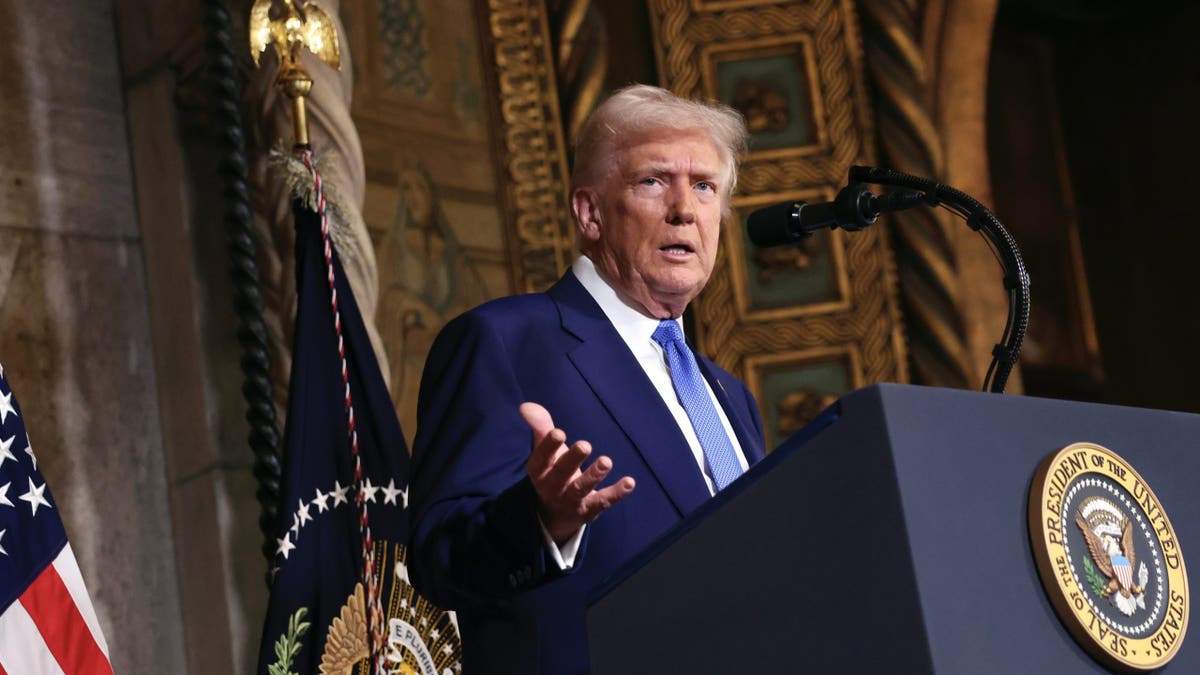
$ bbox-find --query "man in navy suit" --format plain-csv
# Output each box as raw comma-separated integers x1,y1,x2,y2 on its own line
408,84,764,674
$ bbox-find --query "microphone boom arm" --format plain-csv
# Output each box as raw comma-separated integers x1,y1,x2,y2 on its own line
847,165,1030,394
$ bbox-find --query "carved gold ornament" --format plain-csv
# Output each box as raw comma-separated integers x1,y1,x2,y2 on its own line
481,0,575,293
249,0,342,145
250,0,340,71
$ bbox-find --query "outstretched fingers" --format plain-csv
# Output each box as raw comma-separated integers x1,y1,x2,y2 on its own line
580,477,636,521
568,454,612,501
544,440,591,493
527,426,567,478
519,401,637,541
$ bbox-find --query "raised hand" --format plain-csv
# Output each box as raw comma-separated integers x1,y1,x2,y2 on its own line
520,402,635,543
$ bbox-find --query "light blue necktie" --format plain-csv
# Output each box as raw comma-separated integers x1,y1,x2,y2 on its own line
652,320,743,491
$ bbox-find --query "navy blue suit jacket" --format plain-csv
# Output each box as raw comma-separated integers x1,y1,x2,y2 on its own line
408,270,766,674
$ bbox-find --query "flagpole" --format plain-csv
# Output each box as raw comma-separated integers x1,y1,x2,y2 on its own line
279,63,313,147
251,4,392,672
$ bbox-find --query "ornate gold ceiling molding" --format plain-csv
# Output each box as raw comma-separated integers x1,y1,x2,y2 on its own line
481,0,575,292
647,0,908,436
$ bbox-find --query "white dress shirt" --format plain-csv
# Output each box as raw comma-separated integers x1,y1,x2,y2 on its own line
540,255,750,569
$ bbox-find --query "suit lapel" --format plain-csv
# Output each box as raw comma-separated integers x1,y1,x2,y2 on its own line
549,273,711,517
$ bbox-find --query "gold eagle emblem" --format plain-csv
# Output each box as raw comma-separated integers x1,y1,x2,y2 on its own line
249,0,340,72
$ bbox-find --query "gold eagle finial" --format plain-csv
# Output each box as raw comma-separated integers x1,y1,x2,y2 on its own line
249,0,341,145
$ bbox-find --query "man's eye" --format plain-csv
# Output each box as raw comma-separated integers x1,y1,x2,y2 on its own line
695,182,715,192
640,177,659,186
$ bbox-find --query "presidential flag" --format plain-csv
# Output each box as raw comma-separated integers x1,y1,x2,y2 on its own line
257,149,461,675
0,363,113,674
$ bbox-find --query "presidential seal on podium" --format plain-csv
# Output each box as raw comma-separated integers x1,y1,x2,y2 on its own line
1029,442,1189,671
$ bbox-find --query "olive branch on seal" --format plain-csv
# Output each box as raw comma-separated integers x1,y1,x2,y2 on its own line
268,607,312,675
1082,556,1106,597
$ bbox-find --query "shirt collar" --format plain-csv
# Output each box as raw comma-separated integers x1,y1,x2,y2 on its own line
571,255,686,350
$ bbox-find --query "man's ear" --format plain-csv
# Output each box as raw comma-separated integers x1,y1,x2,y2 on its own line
571,188,602,244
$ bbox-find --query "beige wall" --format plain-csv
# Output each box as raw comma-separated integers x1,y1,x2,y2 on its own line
117,0,272,670
0,0,188,671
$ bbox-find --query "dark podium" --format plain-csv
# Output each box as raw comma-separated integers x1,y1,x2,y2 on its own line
586,384,1199,673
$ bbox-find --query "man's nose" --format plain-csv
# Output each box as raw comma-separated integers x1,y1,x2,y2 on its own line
666,182,696,224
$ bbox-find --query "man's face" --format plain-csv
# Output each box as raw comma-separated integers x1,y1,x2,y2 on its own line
574,128,726,319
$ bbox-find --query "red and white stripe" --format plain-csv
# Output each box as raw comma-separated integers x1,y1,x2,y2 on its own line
297,147,385,674
1114,559,1134,591
0,543,112,675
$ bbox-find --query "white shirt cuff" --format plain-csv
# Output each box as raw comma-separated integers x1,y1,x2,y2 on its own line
538,517,585,570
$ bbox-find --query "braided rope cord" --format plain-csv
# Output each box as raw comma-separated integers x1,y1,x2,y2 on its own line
297,147,386,673
201,0,283,583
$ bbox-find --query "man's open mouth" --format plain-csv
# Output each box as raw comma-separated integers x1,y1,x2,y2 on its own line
660,244,694,255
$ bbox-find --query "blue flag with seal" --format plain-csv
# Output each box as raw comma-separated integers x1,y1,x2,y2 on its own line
256,149,461,675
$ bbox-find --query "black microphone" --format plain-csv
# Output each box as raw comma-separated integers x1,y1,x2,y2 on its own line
747,183,931,247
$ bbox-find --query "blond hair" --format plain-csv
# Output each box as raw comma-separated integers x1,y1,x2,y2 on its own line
570,84,748,201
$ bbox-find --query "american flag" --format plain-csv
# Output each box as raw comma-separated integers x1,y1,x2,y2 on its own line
0,363,112,674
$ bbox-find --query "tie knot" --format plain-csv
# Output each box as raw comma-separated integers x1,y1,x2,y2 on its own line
652,319,685,348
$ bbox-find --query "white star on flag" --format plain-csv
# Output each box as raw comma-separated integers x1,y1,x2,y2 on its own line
23,435,36,470
360,478,379,504
0,482,12,508
276,533,296,559
19,477,52,517
0,529,6,556
0,435,17,468
0,390,16,425
296,498,312,527
330,480,349,506
382,479,403,505
312,487,330,513
443,644,453,655
431,628,440,640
